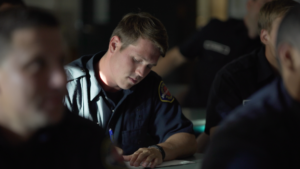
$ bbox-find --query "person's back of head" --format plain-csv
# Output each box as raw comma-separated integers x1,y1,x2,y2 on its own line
111,12,168,57
276,4,300,50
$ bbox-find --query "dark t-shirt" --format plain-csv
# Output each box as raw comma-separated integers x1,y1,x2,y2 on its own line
202,79,300,169
205,47,277,134
179,18,262,107
0,111,123,169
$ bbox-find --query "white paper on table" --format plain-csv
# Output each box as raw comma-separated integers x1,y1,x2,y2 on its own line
125,160,195,168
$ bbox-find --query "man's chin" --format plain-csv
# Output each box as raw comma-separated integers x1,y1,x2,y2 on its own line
120,83,135,90
119,86,131,90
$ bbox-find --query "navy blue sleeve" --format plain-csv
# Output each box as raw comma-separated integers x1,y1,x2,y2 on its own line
205,69,242,135
179,19,221,60
203,110,274,169
149,80,194,143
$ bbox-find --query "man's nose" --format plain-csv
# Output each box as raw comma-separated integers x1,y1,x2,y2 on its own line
50,67,66,89
136,65,148,78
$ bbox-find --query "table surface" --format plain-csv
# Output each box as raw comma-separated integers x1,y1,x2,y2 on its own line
158,153,204,169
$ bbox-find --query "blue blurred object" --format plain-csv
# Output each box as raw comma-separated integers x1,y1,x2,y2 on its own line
194,125,205,134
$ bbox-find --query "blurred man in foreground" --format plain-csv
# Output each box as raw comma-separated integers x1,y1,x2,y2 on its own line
202,4,300,169
0,7,122,169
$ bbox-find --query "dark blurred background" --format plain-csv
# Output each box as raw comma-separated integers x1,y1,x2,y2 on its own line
23,0,245,64
22,0,290,134
23,0,252,84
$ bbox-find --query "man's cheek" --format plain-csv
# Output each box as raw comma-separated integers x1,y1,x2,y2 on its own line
23,84,43,107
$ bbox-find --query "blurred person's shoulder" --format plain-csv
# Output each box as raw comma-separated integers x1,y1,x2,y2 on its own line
204,18,244,30
195,18,246,44
205,78,300,169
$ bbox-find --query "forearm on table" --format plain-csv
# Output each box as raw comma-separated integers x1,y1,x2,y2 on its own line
158,133,197,161
196,132,210,153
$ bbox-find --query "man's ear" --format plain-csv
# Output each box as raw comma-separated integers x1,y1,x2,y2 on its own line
278,43,294,72
260,29,270,46
108,36,121,54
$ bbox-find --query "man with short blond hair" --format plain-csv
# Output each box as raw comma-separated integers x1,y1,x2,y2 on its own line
64,12,196,168
258,0,297,69
205,0,298,137
110,13,168,56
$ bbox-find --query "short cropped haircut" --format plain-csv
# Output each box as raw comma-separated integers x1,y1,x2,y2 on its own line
0,0,25,6
111,12,168,57
0,7,59,61
258,0,299,32
276,4,300,51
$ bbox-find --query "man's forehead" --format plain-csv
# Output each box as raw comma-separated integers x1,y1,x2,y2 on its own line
13,27,60,42
11,27,63,51
12,28,38,48
131,46,160,63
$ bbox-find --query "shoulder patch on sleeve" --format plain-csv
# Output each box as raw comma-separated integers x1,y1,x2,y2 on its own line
158,81,174,103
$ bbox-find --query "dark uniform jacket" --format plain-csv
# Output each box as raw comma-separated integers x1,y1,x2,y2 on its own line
205,47,277,134
202,78,300,169
179,18,262,108
0,111,120,169
64,51,194,155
